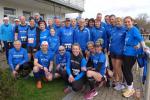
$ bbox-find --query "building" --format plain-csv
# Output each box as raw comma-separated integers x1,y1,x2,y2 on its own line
0,0,85,22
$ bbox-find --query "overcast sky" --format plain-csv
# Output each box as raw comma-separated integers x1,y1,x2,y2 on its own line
82,0,150,19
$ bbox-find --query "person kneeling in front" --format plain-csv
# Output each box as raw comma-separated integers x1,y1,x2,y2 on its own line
33,41,54,89
8,40,32,79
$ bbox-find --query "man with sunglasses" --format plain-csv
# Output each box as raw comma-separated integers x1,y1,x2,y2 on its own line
55,45,71,93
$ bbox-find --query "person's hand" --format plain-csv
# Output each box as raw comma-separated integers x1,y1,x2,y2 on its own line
15,64,20,71
134,44,140,49
33,49,37,52
68,75,75,83
12,70,18,78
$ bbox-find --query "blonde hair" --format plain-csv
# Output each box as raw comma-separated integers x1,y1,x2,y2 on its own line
13,40,21,45
72,43,83,56
116,17,123,22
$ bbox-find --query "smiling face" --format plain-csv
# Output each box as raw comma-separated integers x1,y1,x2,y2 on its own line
59,46,66,55
14,41,21,50
41,44,48,52
116,17,123,27
29,19,35,27
39,23,46,31
124,17,133,29
72,45,80,56
50,28,55,36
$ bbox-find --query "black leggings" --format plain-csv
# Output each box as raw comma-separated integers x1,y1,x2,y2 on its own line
122,55,136,86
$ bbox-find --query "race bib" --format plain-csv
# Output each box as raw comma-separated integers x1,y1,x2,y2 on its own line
72,69,80,76
28,38,34,43
64,44,72,49
21,36,27,42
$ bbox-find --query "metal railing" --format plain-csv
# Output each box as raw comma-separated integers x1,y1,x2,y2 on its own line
144,49,150,100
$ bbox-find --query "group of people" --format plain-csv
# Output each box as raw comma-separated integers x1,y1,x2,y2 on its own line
0,12,148,100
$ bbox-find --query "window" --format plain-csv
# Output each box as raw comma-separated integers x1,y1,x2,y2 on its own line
4,7,16,15
40,14,44,20
23,11,31,21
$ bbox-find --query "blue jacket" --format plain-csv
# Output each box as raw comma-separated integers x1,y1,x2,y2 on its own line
74,27,90,51
123,26,144,56
17,24,28,44
59,26,74,50
8,48,28,71
48,35,60,54
106,24,116,50
1,23,14,41
109,26,126,55
54,25,61,36
66,55,87,81
92,52,106,76
40,29,49,44
27,26,37,47
91,26,107,48
56,51,71,69
34,50,54,68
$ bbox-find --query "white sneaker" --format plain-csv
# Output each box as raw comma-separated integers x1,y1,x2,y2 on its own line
114,83,125,91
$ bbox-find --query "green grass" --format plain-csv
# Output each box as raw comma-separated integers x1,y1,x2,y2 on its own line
14,77,66,100
146,42,150,47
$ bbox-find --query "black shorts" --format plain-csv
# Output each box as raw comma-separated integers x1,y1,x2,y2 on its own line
27,46,37,53
110,53,123,59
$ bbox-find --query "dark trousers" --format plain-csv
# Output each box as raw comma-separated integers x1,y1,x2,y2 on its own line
122,55,136,86
3,41,13,61
71,76,85,92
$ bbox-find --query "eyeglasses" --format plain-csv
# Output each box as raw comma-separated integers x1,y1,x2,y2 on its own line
59,49,65,52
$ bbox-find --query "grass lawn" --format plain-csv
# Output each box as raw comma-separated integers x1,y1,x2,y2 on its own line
14,77,66,100
146,42,150,47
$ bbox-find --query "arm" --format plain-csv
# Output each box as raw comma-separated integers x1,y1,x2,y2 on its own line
74,58,87,81
8,50,14,71
48,61,53,72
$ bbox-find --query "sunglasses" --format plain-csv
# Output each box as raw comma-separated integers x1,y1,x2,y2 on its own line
59,49,65,52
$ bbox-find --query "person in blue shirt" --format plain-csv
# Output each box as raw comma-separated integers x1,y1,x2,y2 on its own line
84,40,106,100
1,17,14,62
87,18,95,37
91,19,107,49
8,40,32,79
109,17,126,91
74,18,90,56
15,16,28,48
27,17,40,61
47,19,54,30
48,28,59,55
71,18,77,30
33,41,54,89
66,43,87,92
55,45,71,93
38,20,49,44
53,18,61,36
96,13,107,28
122,16,147,98
59,18,74,51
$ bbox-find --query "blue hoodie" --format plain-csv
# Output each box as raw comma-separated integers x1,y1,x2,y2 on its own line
92,52,106,76
109,26,126,55
106,24,116,50
48,34,60,54
66,55,87,81
17,24,28,44
27,26,37,47
1,23,14,41
91,26,107,49
8,48,28,71
59,26,74,51
74,27,90,51
40,29,49,44
54,24,61,36
123,26,144,56
34,50,54,68
56,51,71,69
